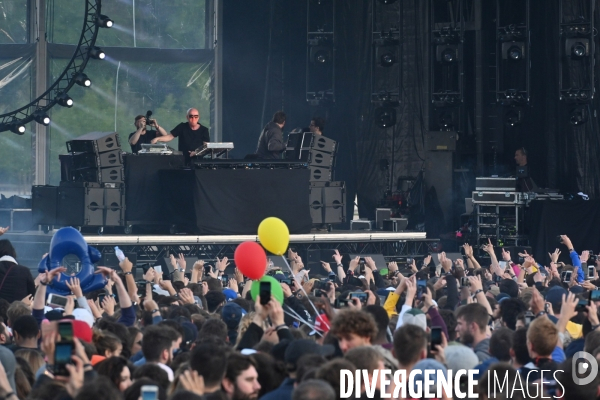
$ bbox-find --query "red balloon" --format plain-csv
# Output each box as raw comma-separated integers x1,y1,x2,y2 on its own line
234,241,267,280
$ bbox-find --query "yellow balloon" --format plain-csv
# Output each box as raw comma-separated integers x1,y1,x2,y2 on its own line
258,217,290,255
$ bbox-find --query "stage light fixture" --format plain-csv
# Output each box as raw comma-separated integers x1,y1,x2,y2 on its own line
437,110,456,131
378,0,398,3
73,72,91,87
88,46,105,60
570,107,588,125
436,45,458,63
502,42,524,61
379,50,395,67
9,123,26,135
566,38,589,58
374,106,397,128
56,93,74,108
96,14,113,28
33,111,50,126
310,46,332,64
504,109,522,126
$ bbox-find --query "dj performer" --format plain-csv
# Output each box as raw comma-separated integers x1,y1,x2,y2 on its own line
151,108,210,164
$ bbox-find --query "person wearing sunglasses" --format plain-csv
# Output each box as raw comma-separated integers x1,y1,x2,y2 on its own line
152,108,210,164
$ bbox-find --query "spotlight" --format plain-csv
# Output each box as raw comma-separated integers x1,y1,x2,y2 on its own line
374,106,397,128
504,109,522,126
378,0,398,3
379,50,396,67
88,46,105,60
502,42,525,60
56,93,73,108
566,38,589,58
436,45,458,63
570,107,588,125
310,46,332,64
438,110,456,131
96,14,113,28
33,111,50,126
10,122,26,135
73,72,91,87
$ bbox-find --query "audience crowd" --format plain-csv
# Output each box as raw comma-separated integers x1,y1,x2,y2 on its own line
0,230,599,400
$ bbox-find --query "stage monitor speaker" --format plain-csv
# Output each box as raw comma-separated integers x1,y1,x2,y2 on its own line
376,208,392,230
66,132,121,154
32,185,58,226
382,218,408,232
350,220,374,230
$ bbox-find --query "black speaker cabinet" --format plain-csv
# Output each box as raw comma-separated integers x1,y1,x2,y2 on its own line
57,186,104,226
309,135,337,153
60,149,122,172
66,132,121,154
104,187,125,226
32,186,58,226
64,166,124,184
57,186,125,227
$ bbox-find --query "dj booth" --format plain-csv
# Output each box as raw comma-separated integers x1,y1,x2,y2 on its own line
32,133,338,234
124,155,313,234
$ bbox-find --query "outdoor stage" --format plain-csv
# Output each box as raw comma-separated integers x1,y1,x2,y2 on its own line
5,230,438,274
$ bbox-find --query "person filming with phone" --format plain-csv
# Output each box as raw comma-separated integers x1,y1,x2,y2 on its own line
128,112,169,154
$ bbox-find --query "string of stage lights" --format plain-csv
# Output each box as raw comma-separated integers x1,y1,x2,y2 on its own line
0,1,112,135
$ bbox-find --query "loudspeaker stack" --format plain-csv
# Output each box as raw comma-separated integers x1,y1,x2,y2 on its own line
55,132,125,228
286,132,346,225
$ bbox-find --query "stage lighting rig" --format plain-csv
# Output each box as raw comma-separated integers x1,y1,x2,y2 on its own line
569,106,588,125
309,37,332,64
73,72,91,87
436,45,458,63
33,111,50,126
10,123,26,135
96,14,113,28
565,38,589,58
374,104,398,128
378,0,397,4
502,42,524,61
56,93,74,108
504,109,523,127
88,46,105,60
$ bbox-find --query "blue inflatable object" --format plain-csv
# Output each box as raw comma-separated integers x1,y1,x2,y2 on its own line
37,227,107,296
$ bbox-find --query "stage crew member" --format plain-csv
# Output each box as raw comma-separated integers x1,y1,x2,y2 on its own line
309,117,326,136
256,111,286,159
128,115,169,153
151,108,210,164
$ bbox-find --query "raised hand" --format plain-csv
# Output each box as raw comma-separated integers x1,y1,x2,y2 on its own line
548,248,561,263
580,250,590,263
101,295,116,316
0,226,8,236
177,253,187,271
179,370,205,396
66,277,83,298
333,249,342,264
178,288,196,305
501,248,511,262
216,256,229,272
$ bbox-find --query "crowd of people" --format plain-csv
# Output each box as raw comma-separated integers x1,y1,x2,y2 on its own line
0,229,599,400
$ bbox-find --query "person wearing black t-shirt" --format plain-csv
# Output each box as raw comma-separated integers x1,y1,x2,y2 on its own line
128,114,169,153
152,108,210,164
